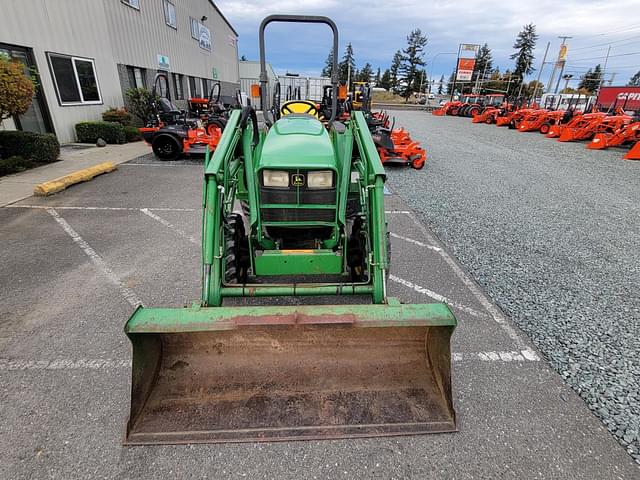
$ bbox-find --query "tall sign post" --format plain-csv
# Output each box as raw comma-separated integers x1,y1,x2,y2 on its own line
450,43,479,101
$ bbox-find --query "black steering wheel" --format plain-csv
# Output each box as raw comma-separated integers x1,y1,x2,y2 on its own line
280,100,319,117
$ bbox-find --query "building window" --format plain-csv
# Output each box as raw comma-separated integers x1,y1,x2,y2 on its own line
190,17,200,39
121,0,140,10
126,66,146,89
188,76,200,98
163,1,176,29
47,53,101,105
173,73,183,100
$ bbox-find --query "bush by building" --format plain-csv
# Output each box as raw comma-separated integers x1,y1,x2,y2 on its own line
124,125,142,142
102,107,133,126
0,130,60,164
75,121,126,144
0,155,33,175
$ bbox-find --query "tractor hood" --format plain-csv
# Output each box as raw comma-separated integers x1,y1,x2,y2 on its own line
258,115,337,171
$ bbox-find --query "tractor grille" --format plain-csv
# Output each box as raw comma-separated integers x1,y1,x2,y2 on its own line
261,208,335,222
259,187,336,205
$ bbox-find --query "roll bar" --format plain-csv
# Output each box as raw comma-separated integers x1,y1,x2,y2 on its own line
259,15,339,124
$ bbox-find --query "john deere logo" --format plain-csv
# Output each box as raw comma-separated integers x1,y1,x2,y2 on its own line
291,173,305,187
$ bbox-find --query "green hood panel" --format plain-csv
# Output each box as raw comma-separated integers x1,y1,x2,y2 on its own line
258,115,337,170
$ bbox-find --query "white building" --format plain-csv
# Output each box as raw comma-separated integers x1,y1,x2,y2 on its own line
0,0,239,143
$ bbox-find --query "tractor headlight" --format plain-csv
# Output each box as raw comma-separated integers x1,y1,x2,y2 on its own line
307,170,334,189
263,170,289,187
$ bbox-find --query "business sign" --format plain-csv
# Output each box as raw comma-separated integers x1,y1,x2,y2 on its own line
461,44,480,54
456,58,476,81
157,54,170,70
596,86,640,110
199,24,212,51
556,44,569,68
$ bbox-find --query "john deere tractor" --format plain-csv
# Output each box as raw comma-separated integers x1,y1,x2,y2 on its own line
124,15,457,445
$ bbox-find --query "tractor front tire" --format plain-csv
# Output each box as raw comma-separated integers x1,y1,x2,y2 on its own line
224,213,250,284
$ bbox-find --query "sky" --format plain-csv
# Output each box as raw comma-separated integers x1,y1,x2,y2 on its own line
216,0,640,88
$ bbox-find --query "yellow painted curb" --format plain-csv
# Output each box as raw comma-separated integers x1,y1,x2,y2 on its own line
34,162,117,196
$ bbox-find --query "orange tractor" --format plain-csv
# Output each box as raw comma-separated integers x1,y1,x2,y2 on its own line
588,118,640,150
472,95,508,124
557,112,632,142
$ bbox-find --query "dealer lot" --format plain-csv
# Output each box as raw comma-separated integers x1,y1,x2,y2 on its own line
1,115,639,478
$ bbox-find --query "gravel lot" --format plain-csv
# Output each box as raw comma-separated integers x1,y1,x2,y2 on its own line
385,111,640,464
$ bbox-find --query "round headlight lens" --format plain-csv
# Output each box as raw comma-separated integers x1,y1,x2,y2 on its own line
307,170,333,189
263,170,289,187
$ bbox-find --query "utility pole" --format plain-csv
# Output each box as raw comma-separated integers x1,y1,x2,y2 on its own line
347,63,351,91
532,41,550,102
598,45,612,95
450,44,462,101
553,36,572,93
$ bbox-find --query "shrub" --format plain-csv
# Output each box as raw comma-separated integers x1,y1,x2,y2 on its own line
0,130,60,163
126,87,158,125
102,107,132,126
124,125,142,142
75,121,126,144
0,156,33,176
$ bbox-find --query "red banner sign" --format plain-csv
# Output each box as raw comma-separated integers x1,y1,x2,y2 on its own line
596,86,640,110
456,58,476,81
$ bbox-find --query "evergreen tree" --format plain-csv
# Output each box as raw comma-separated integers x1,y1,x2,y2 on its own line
437,74,445,95
379,69,392,90
472,43,493,83
398,29,428,99
240,54,247,61
629,70,640,86
375,67,381,84
578,64,603,93
357,63,374,83
510,24,538,93
338,43,356,88
321,49,334,77
446,71,455,94
389,50,402,93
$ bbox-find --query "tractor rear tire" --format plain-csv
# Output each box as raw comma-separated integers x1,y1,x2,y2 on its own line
152,135,182,161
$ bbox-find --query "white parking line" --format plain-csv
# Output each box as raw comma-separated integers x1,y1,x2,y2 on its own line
7,205,197,212
47,208,143,308
389,274,488,319
0,350,540,371
389,232,442,252
139,208,199,245
392,210,528,349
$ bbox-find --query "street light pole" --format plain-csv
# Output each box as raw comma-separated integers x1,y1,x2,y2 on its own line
427,52,456,94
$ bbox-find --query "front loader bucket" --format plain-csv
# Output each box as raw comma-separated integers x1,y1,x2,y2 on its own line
124,303,457,445
624,141,640,160
587,133,609,150
558,128,578,142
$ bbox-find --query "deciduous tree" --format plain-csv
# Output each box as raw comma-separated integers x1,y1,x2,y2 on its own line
0,55,35,122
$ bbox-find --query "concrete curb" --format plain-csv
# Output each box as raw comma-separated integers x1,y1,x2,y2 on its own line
33,162,117,196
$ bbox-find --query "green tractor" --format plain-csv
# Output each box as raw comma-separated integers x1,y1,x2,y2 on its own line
124,15,457,445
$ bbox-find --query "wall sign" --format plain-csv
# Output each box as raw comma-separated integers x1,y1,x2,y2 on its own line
157,54,170,70
199,25,211,51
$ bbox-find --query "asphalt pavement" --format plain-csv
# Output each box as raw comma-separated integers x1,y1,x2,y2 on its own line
1,147,638,479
